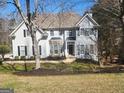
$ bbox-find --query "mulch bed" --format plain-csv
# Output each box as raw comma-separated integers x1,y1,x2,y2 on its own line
13,65,124,76
13,68,74,76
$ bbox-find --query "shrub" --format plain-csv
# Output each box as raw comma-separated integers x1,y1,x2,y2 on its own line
42,56,66,60
0,45,10,60
71,64,83,73
30,56,35,60
20,56,26,60
15,56,19,60
55,62,67,71
75,59,98,64
0,60,3,65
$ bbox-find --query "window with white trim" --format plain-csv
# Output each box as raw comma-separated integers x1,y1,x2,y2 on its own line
50,41,62,55
78,28,95,36
90,44,94,54
77,44,85,55
50,30,54,36
80,45,84,54
59,30,63,35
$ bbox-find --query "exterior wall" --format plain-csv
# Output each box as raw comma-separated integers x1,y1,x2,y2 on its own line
12,24,71,58
75,17,98,61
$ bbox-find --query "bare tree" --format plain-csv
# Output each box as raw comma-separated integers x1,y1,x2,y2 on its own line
0,0,42,69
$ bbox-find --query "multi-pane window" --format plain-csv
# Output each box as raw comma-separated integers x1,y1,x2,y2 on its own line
54,44,59,54
50,41,62,55
69,31,73,36
80,45,84,54
78,28,95,36
50,30,54,36
59,31,63,35
90,45,94,54
23,29,30,37
18,46,27,56
90,28,94,35
20,46,25,56
84,30,89,36
77,45,84,55
77,44,95,55
27,30,30,36
68,31,75,37
85,45,89,54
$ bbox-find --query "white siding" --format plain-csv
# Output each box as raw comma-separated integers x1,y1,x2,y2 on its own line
11,14,99,61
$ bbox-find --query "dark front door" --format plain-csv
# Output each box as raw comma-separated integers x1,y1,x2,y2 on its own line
69,45,74,55
68,45,74,55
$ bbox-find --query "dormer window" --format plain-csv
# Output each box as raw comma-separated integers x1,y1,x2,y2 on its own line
50,30,54,36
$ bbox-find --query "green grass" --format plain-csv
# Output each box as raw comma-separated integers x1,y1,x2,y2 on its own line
0,62,99,73
0,73,124,93
0,62,124,93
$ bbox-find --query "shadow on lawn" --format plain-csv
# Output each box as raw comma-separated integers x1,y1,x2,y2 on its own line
13,66,124,76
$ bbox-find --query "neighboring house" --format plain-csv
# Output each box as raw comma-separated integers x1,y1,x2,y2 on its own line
10,12,99,61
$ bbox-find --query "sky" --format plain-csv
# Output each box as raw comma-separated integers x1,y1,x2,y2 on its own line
0,0,96,18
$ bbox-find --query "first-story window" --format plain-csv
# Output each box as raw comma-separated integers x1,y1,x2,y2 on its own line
17,46,27,56
50,41,62,55
54,45,59,54
77,44,84,55
80,45,84,54
90,44,94,54
20,46,25,56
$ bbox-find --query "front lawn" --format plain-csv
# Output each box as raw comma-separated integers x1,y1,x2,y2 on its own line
0,62,124,93
0,73,124,93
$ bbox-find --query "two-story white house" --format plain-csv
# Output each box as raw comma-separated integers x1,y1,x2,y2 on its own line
10,12,99,61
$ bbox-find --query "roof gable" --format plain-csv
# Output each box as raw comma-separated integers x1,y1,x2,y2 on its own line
9,21,25,36
76,13,99,27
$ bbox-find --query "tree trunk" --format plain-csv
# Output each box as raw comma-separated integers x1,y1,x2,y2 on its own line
33,32,40,69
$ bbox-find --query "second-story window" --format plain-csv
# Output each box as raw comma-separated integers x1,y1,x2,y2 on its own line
79,28,93,36
50,30,54,36
27,30,30,36
84,29,89,36
59,30,63,35
69,31,75,37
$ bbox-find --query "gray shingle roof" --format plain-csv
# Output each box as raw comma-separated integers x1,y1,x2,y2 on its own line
34,12,81,29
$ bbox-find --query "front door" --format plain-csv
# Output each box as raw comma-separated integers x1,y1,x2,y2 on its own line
68,45,74,55
67,42,75,55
